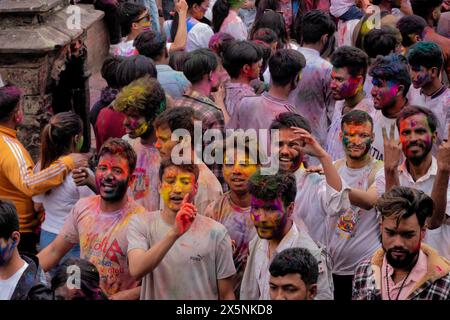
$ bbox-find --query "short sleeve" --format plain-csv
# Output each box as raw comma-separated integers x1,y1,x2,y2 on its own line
59,206,80,245
127,214,150,252
215,228,236,280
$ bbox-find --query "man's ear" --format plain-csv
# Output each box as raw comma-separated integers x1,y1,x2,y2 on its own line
11,231,20,244
431,66,440,78
396,84,405,97
287,202,295,217
307,284,317,300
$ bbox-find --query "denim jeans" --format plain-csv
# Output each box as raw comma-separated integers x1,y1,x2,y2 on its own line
339,5,364,21
40,229,81,261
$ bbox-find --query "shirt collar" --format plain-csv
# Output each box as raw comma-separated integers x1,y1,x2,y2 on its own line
275,222,299,254
299,46,320,57
384,250,428,282
420,85,447,100
156,64,173,72
0,125,17,138
399,157,437,182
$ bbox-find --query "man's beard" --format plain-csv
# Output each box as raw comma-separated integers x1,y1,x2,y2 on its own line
406,142,432,166
384,246,420,269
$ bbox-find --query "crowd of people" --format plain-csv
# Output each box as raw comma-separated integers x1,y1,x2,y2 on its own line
0,0,449,300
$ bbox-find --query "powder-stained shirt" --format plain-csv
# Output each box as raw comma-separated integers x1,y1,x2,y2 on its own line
288,47,335,153
128,138,161,212
204,192,256,294
240,223,334,300
326,98,375,161
127,211,236,299
60,195,145,296
224,82,256,117
156,64,190,99
370,110,399,161
219,10,248,40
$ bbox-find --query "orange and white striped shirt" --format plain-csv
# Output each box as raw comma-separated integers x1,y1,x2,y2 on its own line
0,125,74,233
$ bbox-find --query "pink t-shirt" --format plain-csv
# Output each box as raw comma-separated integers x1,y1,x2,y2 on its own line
381,250,428,300
60,195,146,296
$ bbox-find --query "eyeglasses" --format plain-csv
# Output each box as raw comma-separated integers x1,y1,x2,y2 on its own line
134,13,151,23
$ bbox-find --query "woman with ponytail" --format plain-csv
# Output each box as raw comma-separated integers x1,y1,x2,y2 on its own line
33,112,94,259
165,0,214,51
212,0,248,40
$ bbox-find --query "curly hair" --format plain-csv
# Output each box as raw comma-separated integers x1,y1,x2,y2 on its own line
248,170,296,207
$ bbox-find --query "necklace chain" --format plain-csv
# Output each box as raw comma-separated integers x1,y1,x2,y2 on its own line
385,263,413,300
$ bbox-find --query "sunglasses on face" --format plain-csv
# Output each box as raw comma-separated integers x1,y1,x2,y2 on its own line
134,13,151,23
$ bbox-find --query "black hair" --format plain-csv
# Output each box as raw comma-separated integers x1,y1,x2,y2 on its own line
251,28,278,45
411,0,443,20
341,109,373,130
159,158,200,182
98,138,137,174
153,107,197,149
250,10,289,49
133,30,167,60
101,55,124,89
0,83,21,123
208,32,236,57
396,105,438,134
222,41,263,79
51,258,107,300
270,112,311,133
376,186,434,228
396,15,427,47
369,54,412,97
119,2,147,36
170,0,210,42
331,46,368,78
300,10,336,45
169,51,189,72
183,48,218,84
0,200,19,239
248,171,297,207
212,0,231,33
363,26,401,59
407,41,444,71
269,49,306,86
269,247,319,286
115,55,157,88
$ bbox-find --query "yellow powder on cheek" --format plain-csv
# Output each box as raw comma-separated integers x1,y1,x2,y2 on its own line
160,183,172,208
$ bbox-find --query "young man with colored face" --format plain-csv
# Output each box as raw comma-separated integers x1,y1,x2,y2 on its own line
328,110,384,300
222,40,263,117
0,200,53,300
113,76,166,212
406,41,450,156
112,3,151,56
153,107,223,214
369,53,411,161
326,46,375,161
396,15,450,80
240,171,333,300
204,132,261,296
38,138,145,300
380,105,450,259
0,83,89,254
269,247,319,300
269,112,346,247
353,186,450,300
127,160,236,300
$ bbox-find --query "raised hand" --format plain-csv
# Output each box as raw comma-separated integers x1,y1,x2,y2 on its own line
382,123,402,171
175,0,188,15
291,127,328,159
173,194,197,236
437,124,450,173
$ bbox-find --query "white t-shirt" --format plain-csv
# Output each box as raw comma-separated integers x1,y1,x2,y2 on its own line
33,171,95,234
293,168,350,247
164,19,214,52
370,110,398,161
127,211,236,300
328,160,383,275
376,158,450,260
195,162,223,214
330,0,356,18
0,261,28,300
219,10,248,40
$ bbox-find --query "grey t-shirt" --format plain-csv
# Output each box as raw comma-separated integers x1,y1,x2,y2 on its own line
127,210,236,300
